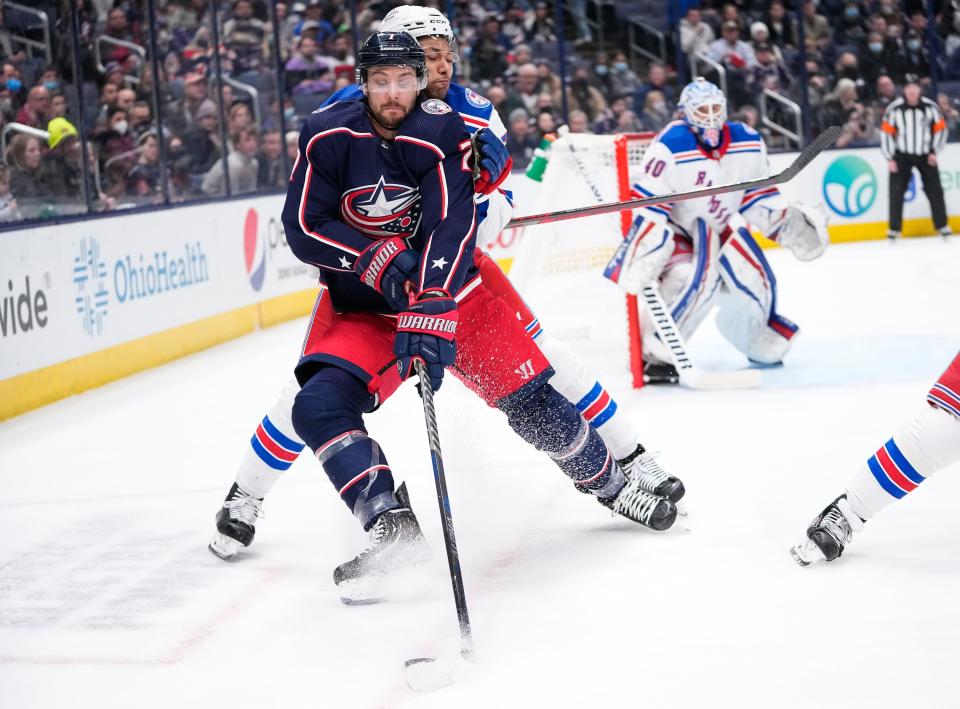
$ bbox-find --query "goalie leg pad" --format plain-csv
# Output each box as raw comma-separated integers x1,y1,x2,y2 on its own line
716,226,798,364
292,367,398,529
641,220,721,363
498,376,624,498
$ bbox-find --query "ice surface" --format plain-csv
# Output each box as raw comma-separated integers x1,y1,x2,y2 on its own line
1,238,959,708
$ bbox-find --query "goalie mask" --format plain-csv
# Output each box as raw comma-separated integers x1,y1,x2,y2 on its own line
679,78,727,150
355,31,428,92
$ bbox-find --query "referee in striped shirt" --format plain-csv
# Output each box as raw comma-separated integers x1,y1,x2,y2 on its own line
881,82,951,240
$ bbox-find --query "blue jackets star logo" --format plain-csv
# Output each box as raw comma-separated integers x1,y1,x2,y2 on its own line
340,176,422,238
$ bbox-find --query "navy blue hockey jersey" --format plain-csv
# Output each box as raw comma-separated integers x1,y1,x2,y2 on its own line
282,97,477,313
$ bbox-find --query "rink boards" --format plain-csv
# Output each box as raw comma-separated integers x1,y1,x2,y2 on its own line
0,195,316,420
3,143,958,420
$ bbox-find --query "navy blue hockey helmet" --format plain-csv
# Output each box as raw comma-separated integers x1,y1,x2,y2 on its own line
355,31,427,90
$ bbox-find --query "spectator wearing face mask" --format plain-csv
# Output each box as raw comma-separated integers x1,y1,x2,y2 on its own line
836,1,868,46
834,52,865,93
590,52,615,100
897,31,931,86
607,52,640,99
96,107,136,172
861,31,898,88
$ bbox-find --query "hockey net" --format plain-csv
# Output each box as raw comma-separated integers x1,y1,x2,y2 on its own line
509,132,654,388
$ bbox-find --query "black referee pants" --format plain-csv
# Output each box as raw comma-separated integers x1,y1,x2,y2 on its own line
888,152,948,233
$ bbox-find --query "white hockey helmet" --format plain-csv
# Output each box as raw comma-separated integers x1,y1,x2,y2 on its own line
679,77,727,149
380,5,457,54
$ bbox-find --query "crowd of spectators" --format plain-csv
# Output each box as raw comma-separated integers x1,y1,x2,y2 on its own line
0,0,957,222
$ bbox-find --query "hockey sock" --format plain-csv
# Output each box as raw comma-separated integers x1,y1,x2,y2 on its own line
292,367,398,529
537,332,638,460
235,376,306,499
845,404,960,521
498,379,625,499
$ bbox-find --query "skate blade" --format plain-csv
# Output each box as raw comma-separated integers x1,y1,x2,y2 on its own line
337,557,431,605
790,540,825,567
208,534,243,561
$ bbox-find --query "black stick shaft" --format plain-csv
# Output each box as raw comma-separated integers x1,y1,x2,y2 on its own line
414,360,473,659
506,125,841,229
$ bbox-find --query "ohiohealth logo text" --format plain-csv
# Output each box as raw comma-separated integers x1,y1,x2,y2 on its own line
73,237,209,337
74,237,109,336
822,155,877,218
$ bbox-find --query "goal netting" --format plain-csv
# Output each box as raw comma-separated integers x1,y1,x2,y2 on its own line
508,132,654,388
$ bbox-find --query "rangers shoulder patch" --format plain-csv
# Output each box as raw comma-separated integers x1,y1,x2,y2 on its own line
421,98,452,115
465,88,490,108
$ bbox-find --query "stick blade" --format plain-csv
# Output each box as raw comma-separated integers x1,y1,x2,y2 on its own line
403,655,470,692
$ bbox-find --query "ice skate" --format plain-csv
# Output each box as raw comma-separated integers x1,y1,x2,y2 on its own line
600,470,677,531
790,494,864,566
334,482,431,604
209,482,264,560
619,444,685,503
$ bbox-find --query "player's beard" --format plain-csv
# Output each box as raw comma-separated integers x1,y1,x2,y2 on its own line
371,100,411,130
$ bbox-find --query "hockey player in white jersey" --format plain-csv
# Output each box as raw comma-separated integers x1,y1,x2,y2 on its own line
209,9,685,560
604,78,828,382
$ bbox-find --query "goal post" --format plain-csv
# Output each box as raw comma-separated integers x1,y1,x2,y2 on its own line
508,131,654,389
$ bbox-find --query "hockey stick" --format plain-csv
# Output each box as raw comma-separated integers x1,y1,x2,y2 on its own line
403,360,473,691
639,285,762,390
506,125,841,229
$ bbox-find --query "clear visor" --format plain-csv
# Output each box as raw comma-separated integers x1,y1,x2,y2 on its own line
423,47,460,63
362,67,427,93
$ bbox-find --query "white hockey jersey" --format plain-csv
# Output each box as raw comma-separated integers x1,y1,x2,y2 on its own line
632,120,786,236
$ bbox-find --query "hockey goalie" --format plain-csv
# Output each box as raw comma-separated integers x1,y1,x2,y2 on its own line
604,78,829,383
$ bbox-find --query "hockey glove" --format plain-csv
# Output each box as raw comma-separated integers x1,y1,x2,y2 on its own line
354,237,420,311
472,127,512,195
394,290,458,392
776,203,829,262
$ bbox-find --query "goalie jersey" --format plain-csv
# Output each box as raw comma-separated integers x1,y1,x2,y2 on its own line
633,121,787,236
282,98,477,314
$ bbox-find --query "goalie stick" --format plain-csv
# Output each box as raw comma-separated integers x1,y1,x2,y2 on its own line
506,125,841,229
640,285,762,390
403,360,473,692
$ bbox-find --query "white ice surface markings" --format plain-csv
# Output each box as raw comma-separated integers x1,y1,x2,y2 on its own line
0,239,959,708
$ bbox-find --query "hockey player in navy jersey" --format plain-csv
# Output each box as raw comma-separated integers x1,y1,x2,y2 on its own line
792,353,960,565
209,7,685,563
604,78,829,383
261,32,675,598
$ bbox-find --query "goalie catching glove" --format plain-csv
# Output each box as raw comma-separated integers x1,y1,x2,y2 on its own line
394,290,458,391
603,212,674,294
753,202,829,262
472,127,512,195
354,237,419,311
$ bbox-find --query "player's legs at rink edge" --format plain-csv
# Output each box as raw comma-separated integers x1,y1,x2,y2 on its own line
792,354,960,566
474,251,683,501
454,285,678,531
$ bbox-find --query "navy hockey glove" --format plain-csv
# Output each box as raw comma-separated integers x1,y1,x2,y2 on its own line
394,290,458,391
354,237,419,311
472,127,512,195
